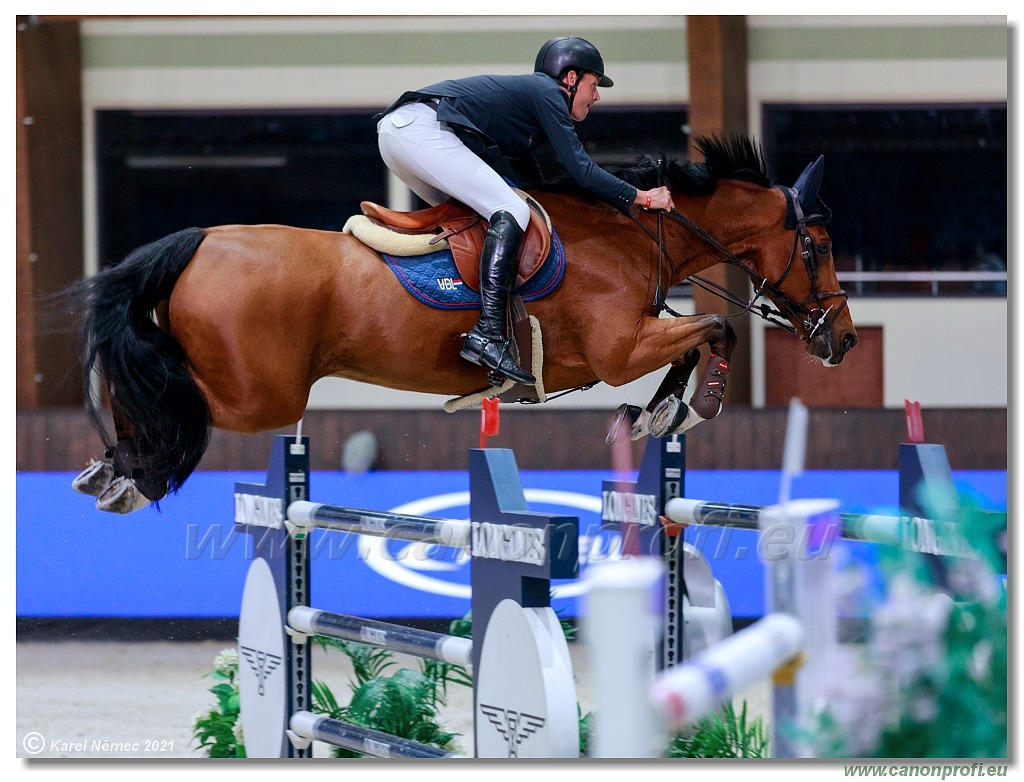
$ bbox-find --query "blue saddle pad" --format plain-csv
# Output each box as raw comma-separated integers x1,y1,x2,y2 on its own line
383,230,565,310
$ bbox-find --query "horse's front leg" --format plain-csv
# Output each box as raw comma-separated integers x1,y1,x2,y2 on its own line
688,315,738,420
607,347,700,443
603,314,737,442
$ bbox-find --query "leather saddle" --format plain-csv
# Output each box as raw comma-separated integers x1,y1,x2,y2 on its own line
359,196,552,291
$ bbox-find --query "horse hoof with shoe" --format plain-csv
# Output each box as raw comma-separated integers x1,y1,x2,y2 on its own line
95,476,152,514
71,458,116,497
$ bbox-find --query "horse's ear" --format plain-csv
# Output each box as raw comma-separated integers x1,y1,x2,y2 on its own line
793,155,825,212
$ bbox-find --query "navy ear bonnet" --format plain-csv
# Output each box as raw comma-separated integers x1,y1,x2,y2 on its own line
783,155,832,229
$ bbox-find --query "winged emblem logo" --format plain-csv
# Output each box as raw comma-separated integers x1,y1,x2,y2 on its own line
479,703,546,758
240,645,283,696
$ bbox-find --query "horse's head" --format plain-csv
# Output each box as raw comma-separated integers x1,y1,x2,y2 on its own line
752,155,857,366
636,137,857,367
682,147,856,367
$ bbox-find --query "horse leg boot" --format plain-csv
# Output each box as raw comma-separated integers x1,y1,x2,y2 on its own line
459,211,536,387
690,319,738,420
649,322,736,436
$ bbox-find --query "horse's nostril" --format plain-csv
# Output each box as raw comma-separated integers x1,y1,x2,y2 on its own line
843,332,858,352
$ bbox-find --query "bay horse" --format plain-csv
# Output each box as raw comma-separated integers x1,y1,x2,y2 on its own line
68,135,856,513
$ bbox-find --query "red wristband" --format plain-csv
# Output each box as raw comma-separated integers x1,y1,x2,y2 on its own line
644,192,652,210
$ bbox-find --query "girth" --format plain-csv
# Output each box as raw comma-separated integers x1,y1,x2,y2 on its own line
359,196,552,292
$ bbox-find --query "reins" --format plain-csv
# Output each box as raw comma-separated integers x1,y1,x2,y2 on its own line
519,178,852,406
633,188,849,340
636,207,800,331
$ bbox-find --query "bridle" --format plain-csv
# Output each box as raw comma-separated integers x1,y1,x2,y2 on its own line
635,186,849,342
520,175,851,405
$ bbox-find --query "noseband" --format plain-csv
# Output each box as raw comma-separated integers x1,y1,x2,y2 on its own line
638,187,849,341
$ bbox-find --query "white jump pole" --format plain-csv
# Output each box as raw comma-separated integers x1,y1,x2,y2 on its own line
760,498,840,758
648,612,804,734
583,557,665,759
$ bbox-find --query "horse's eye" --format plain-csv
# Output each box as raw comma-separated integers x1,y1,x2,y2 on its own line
817,243,830,255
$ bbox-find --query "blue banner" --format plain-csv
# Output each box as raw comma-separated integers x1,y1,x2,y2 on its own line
16,468,1005,620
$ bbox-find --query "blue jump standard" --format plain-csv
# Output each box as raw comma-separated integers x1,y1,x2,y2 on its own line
234,435,579,758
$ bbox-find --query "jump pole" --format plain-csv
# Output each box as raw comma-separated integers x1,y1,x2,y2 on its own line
585,497,840,758
662,401,1003,570
589,400,1004,757
619,399,1001,664
235,435,581,758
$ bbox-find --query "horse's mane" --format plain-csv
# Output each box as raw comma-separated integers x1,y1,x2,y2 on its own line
521,133,774,200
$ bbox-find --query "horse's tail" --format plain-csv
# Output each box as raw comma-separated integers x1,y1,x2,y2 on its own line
74,227,210,500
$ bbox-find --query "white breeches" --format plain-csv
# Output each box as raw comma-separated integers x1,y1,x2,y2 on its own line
377,102,531,231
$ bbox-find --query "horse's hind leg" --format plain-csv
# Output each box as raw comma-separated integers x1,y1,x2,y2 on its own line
72,402,156,513
72,404,126,498
71,457,116,497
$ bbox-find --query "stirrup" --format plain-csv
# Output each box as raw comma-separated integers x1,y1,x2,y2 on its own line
460,332,535,386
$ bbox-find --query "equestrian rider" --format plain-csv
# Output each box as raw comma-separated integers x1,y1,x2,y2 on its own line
376,36,673,386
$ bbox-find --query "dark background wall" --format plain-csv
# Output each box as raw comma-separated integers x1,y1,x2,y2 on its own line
17,407,1007,473
15,17,1008,479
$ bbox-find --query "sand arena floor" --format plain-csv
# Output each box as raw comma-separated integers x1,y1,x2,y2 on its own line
15,636,770,762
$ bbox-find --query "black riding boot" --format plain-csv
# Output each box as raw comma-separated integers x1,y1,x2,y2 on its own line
460,211,536,386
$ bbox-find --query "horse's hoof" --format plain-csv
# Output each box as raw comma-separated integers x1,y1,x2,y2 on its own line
606,404,642,444
72,459,116,497
630,409,651,441
649,396,690,438
95,476,151,514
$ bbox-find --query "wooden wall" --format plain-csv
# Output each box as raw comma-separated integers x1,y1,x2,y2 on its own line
765,327,885,408
16,17,85,408
17,407,1007,474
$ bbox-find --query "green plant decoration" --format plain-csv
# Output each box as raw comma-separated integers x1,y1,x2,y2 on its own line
666,702,770,758
810,495,1007,758
308,617,472,758
191,648,246,758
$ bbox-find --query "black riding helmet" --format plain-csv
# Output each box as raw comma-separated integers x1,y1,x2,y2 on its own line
534,36,614,88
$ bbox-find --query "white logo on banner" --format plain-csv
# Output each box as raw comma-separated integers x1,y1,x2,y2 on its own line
360,489,608,599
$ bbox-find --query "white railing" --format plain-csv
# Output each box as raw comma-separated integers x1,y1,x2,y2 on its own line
837,271,1007,297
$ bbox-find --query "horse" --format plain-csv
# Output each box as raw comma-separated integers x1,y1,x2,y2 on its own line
66,135,857,513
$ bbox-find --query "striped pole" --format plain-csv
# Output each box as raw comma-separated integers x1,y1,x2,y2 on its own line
287,500,470,547
665,498,976,558
287,607,472,668
649,613,805,733
289,712,466,758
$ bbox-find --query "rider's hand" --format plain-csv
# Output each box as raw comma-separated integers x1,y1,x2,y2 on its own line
637,186,672,211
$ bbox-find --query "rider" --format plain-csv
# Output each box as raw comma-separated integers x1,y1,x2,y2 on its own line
376,36,673,386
